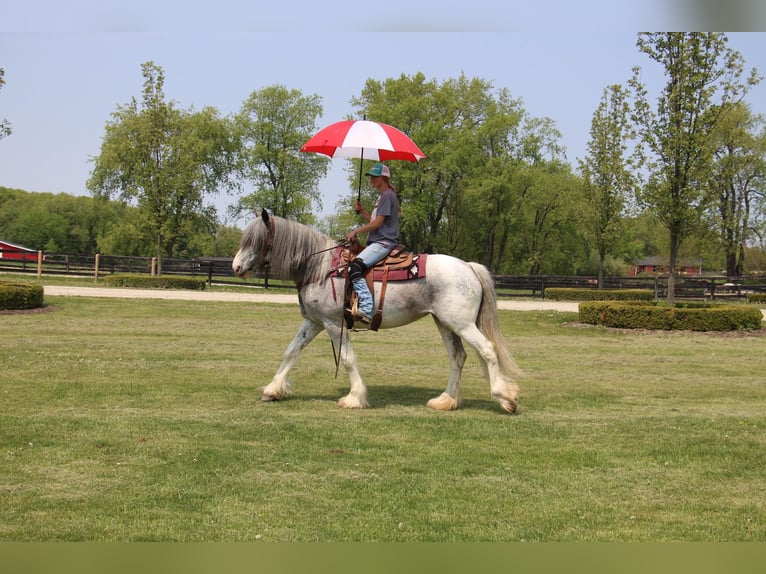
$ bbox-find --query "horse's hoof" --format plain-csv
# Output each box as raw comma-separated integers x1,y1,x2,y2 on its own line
427,393,460,411
258,386,281,402
500,399,517,414
338,395,370,409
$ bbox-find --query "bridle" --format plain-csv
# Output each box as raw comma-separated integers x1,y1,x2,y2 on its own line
258,215,276,269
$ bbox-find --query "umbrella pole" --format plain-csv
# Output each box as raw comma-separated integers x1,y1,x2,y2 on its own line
356,148,365,203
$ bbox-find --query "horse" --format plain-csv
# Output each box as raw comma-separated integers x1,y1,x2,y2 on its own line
232,209,521,413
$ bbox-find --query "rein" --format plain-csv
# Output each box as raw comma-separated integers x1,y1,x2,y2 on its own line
307,240,347,258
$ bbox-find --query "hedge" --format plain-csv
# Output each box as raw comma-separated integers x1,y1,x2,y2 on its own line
0,281,45,310
546,288,654,301
747,293,766,304
579,300,763,331
102,274,207,290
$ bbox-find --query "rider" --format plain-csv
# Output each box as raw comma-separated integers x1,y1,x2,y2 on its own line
344,162,400,324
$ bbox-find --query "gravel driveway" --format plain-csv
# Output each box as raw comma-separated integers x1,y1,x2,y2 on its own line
43,285,581,312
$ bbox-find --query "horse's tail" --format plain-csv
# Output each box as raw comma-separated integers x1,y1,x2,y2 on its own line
468,262,524,381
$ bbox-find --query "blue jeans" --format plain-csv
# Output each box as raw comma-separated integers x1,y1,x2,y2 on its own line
352,242,393,318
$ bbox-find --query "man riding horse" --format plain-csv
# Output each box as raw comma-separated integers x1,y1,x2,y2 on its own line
344,163,399,326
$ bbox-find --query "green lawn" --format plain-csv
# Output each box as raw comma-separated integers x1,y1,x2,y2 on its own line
1,295,764,541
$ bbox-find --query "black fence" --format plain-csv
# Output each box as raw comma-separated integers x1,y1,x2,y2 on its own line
2,248,765,299
0,249,282,289
492,274,766,300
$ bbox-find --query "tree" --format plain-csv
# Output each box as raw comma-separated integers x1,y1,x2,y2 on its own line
511,159,585,275
0,187,107,252
88,61,237,273
351,72,573,274
0,67,11,140
352,73,505,255
629,33,761,302
578,84,637,287
232,85,328,224
706,102,766,276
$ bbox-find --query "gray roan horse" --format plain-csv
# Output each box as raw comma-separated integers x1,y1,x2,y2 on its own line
232,210,521,413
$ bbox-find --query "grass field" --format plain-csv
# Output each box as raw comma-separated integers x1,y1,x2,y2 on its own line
1,295,764,541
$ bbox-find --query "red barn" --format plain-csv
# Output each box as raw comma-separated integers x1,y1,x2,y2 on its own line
0,240,38,261
630,256,703,276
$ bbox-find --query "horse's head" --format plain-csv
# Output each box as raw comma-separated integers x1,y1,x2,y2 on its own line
232,209,275,278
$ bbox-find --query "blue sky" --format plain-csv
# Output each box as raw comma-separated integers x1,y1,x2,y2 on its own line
2,3,766,223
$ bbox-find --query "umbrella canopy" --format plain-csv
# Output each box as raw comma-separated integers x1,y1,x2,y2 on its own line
300,119,426,162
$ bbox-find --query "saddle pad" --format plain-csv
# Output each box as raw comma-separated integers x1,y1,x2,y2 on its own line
373,253,427,281
331,248,428,282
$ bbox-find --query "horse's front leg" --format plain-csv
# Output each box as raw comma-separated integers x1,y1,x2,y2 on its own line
427,317,465,411
324,322,370,409
261,319,323,401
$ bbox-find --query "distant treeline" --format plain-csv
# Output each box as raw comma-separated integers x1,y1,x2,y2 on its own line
0,187,242,258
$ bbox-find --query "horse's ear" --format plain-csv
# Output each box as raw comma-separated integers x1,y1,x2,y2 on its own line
261,209,270,225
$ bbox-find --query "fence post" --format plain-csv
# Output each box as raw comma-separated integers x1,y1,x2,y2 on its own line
94,253,100,283
151,257,157,277
37,251,43,278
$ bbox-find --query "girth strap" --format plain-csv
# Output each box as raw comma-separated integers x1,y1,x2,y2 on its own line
369,265,390,331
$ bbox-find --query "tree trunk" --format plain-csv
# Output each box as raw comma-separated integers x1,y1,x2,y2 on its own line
598,249,606,288
667,234,679,305
155,232,163,276
725,251,738,278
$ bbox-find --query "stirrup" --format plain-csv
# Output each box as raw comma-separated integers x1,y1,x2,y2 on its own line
344,308,370,329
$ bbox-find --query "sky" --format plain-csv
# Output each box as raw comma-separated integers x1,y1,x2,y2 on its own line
2,2,766,225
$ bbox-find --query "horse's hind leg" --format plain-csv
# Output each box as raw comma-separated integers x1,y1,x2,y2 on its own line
261,319,323,401
426,317,466,411
458,324,518,414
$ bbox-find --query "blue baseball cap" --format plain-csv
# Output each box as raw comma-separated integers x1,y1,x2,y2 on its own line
365,163,391,178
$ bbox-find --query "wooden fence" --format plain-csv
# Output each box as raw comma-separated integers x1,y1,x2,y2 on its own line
2,248,765,299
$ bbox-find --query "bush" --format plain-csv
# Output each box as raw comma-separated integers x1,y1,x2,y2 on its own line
579,300,763,331
546,288,654,301
0,281,45,310
747,292,766,304
103,274,207,291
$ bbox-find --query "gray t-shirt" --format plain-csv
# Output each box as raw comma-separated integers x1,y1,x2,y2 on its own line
367,187,399,248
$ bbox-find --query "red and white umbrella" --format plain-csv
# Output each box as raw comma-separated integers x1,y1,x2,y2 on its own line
301,119,426,200
301,119,426,162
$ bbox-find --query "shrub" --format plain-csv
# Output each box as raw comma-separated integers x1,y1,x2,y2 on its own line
103,274,207,291
747,292,766,304
546,288,654,301
0,281,45,310
579,300,763,331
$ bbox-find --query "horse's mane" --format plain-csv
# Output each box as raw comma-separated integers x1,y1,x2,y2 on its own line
242,214,335,286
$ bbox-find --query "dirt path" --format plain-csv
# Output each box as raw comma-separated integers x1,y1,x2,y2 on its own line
43,285,580,312
41,285,766,319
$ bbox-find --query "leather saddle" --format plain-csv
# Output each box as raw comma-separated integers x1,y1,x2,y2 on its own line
337,241,422,331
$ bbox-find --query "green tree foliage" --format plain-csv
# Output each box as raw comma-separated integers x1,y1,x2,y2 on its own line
0,187,242,258
351,73,581,274
232,85,328,224
629,32,762,301
87,61,237,273
705,102,766,276
0,187,105,252
578,84,637,286
352,73,500,255
0,67,11,140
